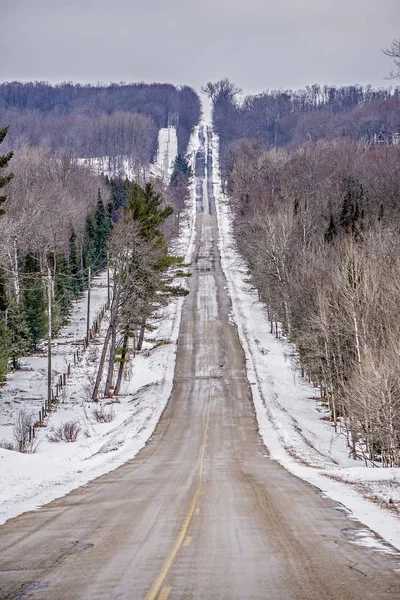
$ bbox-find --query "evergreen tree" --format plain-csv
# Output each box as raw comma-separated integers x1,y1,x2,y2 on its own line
170,154,192,187
108,176,129,220
339,176,364,239
7,302,30,370
54,253,72,320
69,228,82,295
22,255,47,350
0,266,8,312
127,182,173,243
82,215,96,277
94,189,112,269
0,126,13,216
324,214,337,243
0,318,11,381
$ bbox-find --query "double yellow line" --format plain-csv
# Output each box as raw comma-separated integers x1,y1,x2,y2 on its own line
144,385,212,600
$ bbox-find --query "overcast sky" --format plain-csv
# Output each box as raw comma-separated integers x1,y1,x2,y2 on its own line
1,0,399,95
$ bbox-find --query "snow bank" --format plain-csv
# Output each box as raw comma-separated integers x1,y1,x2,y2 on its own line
211,132,400,551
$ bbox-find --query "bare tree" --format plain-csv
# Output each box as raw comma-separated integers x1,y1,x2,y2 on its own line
383,38,400,80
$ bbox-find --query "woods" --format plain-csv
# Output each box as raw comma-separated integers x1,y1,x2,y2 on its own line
91,182,188,400
0,82,201,163
0,145,113,380
223,136,400,466
0,82,200,386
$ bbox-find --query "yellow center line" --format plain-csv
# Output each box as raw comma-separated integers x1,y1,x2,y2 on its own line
144,386,212,600
158,585,171,600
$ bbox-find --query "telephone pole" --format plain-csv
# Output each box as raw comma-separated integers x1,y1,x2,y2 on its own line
86,266,91,342
107,251,111,309
47,268,52,406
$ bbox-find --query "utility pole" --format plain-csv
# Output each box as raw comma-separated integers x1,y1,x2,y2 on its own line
86,266,91,342
47,268,52,407
107,252,111,308
13,236,20,305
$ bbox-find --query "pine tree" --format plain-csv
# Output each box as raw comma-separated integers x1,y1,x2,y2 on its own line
170,154,192,187
94,189,112,269
127,182,173,243
0,318,11,381
82,215,96,277
22,255,47,350
0,126,13,216
7,302,30,370
69,228,82,295
324,214,337,243
54,253,72,320
339,176,364,239
0,266,8,312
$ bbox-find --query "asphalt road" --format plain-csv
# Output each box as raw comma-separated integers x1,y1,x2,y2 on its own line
0,127,399,599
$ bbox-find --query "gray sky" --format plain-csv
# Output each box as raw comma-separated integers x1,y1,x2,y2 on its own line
1,0,399,95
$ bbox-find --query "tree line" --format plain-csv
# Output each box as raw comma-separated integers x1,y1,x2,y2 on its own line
0,130,118,380
91,181,189,399
203,79,400,185
0,82,201,160
225,136,400,467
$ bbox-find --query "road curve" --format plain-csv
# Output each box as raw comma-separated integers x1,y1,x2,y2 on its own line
0,126,399,599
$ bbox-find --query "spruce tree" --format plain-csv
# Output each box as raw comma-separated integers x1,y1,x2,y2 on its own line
170,154,192,187
0,126,13,216
7,302,30,369
22,255,47,350
82,215,96,277
339,176,364,238
69,228,82,295
127,182,173,243
54,253,72,320
324,214,337,243
0,266,8,312
94,190,112,269
0,318,11,381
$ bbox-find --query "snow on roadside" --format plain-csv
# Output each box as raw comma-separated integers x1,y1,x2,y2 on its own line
211,132,400,552
0,127,198,526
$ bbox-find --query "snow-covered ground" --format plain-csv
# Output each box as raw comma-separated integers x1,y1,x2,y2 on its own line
150,127,178,180
77,156,139,180
0,127,198,525
210,131,400,551
78,127,179,183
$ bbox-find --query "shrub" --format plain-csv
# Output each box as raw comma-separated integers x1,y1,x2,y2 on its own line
47,420,81,443
92,405,115,423
0,439,15,451
13,409,35,452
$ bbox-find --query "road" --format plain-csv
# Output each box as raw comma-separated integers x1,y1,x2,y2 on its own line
0,126,399,599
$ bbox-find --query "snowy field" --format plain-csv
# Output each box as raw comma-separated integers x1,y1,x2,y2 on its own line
210,131,400,552
0,126,196,525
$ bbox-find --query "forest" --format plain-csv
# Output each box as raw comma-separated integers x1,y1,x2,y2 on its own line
206,78,400,467
0,83,199,390
0,82,201,168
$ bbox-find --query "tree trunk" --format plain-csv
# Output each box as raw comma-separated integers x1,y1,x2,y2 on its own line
137,319,146,351
104,322,117,397
92,325,112,401
115,333,129,396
